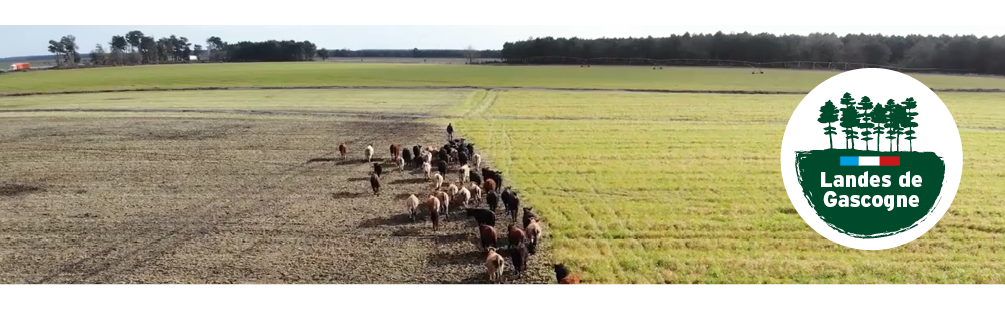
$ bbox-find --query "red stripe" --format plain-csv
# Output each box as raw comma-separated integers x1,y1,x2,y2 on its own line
880,156,900,166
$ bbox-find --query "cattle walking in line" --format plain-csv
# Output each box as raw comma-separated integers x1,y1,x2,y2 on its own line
447,183,459,197
423,162,432,179
485,247,504,283
526,217,542,255
481,168,503,192
472,153,481,169
339,143,348,160
405,194,420,222
501,188,520,221
508,223,526,248
470,171,482,185
364,145,374,163
510,243,528,277
459,165,470,183
396,156,405,171
390,144,401,162
466,143,475,156
469,183,482,203
483,179,497,196
486,190,499,214
458,151,469,165
522,207,538,229
369,173,381,196
479,224,498,250
427,195,441,230
456,187,471,208
437,160,447,177
436,190,451,216
402,149,412,168
466,208,496,227
413,154,425,169
433,173,443,189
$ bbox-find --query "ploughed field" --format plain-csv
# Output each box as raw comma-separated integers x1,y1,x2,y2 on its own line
2,63,1005,283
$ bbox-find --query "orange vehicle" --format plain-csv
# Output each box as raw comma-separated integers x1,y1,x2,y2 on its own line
8,63,30,71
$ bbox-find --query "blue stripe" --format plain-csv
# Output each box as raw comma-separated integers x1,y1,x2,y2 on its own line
840,156,859,166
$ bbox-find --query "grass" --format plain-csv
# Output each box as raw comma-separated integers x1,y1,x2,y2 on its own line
5,64,1005,283
3,62,1005,93
454,90,1005,283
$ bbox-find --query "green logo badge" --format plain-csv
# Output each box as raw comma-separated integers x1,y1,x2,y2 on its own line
781,69,962,250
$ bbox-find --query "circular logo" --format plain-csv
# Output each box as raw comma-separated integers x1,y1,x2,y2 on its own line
780,68,963,250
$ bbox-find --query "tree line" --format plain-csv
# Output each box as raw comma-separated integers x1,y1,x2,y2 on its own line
818,93,919,152
501,32,1005,75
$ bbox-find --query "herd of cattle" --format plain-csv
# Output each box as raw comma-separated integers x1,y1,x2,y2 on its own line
335,135,581,284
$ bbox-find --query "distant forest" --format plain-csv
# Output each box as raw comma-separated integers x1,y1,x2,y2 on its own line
501,33,1005,75
14,30,1005,76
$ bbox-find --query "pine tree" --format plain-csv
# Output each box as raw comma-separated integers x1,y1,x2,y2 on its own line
817,100,840,149
838,93,860,149
885,99,905,151
856,96,875,151
868,102,888,151
901,97,919,152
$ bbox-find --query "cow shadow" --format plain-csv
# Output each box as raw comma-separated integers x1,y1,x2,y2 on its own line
347,177,369,182
306,157,338,163
359,212,415,228
332,192,368,199
390,178,427,185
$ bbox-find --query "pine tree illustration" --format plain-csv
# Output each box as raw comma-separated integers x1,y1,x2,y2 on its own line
838,93,860,150
901,97,919,152
885,99,905,152
868,101,889,151
856,96,875,151
817,100,839,149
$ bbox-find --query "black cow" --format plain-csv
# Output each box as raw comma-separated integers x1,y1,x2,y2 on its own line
412,145,421,160
373,163,383,178
438,149,449,163
466,208,496,227
522,207,538,229
501,188,519,221
402,149,412,168
437,160,447,176
482,168,503,192
413,154,424,169
458,151,469,165
470,171,483,185
510,243,528,276
486,190,500,213
466,143,474,156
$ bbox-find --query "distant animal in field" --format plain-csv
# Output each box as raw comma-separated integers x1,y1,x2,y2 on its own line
423,162,432,179
466,208,496,227
364,145,374,163
486,247,504,283
436,190,450,216
469,183,482,203
456,187,471,208
526,217,542,255
522,207,538,229
554,264,581,284
437,160,447,177
433,172,443,189
405,194,420,221
338,143,348,160
373,162,383,178
395,156,405,171
402,149,412,167
369,173,381,195
479,224,498,250
510,243,528,277
472,153,481,169
459,165,470,183
486,190,499,213
427,195,441,230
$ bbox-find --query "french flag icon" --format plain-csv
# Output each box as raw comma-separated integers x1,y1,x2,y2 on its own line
840,156,900,166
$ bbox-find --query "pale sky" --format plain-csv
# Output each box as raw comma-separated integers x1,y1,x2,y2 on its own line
1,25,1002,58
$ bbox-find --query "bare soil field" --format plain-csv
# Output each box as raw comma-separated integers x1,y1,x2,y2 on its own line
0,115,552,284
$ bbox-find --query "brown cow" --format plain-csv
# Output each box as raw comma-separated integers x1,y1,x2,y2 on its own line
427,195,441,230
507,223,526,248
338,143,348,160
369,173,381,196
390,144,401,162
478,224,498,250
483,178,497,195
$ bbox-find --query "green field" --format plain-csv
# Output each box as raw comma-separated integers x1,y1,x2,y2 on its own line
4,63,1005,93
4,64,1005,283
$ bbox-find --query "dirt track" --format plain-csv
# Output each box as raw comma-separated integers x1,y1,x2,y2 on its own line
0,117,552,284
